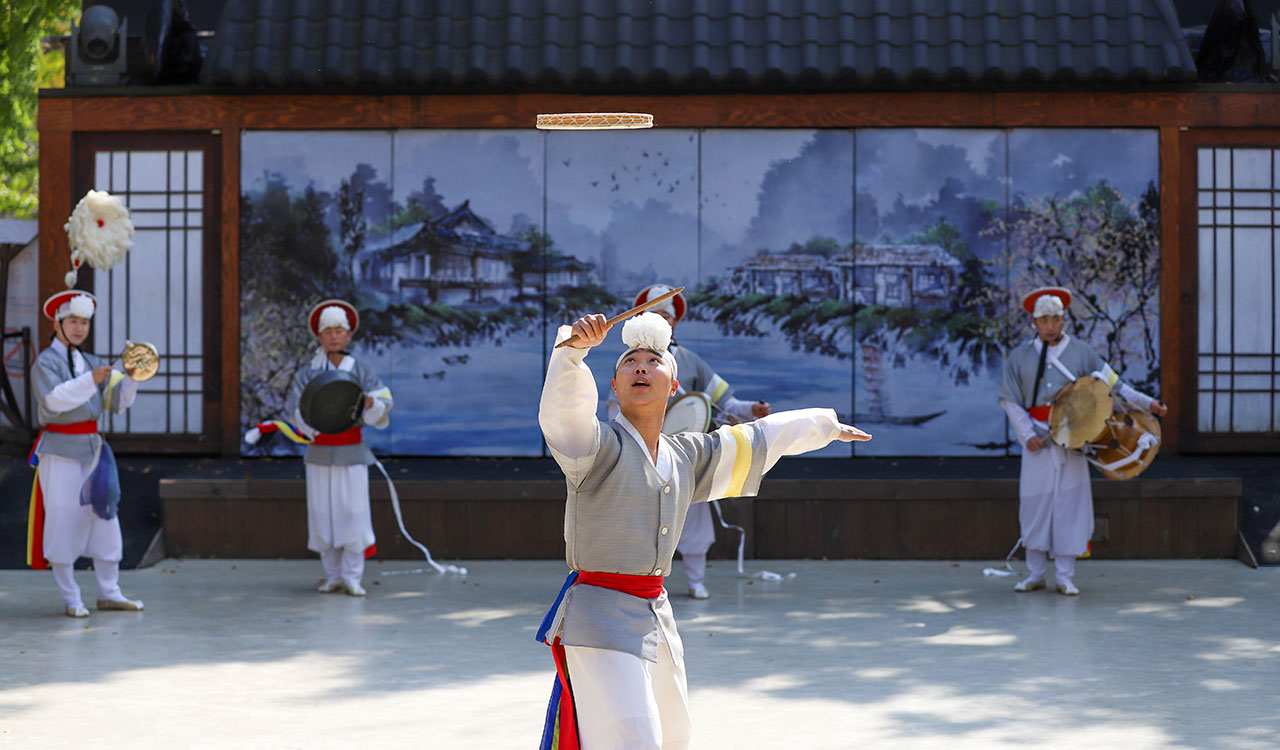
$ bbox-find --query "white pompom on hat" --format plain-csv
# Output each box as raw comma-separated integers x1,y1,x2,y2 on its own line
1033,294,1064,318
318,306,350,332
614,312,678,379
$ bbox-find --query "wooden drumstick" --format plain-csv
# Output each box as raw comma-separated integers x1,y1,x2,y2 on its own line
554,286,686,349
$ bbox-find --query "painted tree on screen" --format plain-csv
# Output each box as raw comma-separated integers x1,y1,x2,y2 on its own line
989,181,1161,391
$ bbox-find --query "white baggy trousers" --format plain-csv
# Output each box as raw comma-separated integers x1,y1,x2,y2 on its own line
39,453,124,606
564,632,693,750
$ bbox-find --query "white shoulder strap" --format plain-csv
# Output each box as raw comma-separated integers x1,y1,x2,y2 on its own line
1048,354,1076,382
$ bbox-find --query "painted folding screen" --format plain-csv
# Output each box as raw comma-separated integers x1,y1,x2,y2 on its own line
238,128,1159,457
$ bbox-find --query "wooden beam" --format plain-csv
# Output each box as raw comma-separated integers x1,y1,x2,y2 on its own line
220,124,241,454
1159,125,1183,452
40,90,1280,132
36,98,73,345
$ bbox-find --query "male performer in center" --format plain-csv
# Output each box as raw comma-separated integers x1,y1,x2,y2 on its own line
287,300,393,597
608,284,771,600
537,311,869,750
998,287,1167,596
29,290,144,617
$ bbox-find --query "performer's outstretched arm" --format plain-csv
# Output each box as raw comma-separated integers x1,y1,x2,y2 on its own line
693,408,869,503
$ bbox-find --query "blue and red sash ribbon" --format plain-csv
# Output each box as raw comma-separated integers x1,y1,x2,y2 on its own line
249,420,313,445
1028,405,1051,422
536,571,664,750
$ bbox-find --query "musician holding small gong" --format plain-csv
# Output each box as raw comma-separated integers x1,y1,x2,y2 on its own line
28,291,145,617
287,300,394,597
998,287,1167,596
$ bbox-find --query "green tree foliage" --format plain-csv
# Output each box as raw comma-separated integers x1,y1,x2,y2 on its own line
1,1,77,218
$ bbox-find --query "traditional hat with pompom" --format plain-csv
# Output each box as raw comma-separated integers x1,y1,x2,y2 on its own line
42,290,97,322
614,312,679,379
1022,287,1072,318
307,299,359,337
62,190,135,289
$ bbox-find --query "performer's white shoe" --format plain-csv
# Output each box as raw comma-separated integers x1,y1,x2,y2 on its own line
342,580,367,597
688,584,710,600
1055,581,1080,596
97,597,144,611
317,579,343,593
1014,577,1046,592
65,604,90,618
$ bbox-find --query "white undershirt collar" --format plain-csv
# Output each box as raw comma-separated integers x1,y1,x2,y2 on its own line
614,412,673,480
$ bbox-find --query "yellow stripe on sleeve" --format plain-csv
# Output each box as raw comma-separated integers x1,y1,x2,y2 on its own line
368,386,393,404
104,370,125,410
725,424,754,497
709,376,730,404
1100,363,1120,388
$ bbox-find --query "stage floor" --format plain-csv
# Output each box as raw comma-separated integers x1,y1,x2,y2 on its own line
2,558,1276,749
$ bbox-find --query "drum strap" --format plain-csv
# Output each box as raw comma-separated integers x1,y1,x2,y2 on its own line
1028,341,1049,410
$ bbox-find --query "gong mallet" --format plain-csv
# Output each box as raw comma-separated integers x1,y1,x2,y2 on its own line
554,286,686,349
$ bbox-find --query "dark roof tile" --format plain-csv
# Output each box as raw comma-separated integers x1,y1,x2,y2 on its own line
202,0,1196,90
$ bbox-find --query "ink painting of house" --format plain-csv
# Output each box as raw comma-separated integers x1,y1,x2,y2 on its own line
837,244,962,308
363,201,534,306
727,244,961,308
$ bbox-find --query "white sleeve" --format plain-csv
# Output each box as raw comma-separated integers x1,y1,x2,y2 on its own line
1117,382,1156,412
363,397,389,426
1000,399,1036,447
758,407,842,472
538,325,602,460
118,374,140,409
43,371,99,413
720,395,757,422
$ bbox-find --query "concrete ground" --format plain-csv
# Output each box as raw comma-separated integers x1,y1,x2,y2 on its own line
1,558,1277,750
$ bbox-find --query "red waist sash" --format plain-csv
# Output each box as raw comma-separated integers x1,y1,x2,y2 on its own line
1028,405,1051,422
46,420,99,435
575,571,664,599
313,426,363,446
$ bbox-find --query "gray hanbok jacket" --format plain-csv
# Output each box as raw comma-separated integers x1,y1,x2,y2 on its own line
34,340,131,464
997,336,1118,437
540,327,842,662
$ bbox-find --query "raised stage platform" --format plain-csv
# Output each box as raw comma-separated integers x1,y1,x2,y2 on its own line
156,457,1243,562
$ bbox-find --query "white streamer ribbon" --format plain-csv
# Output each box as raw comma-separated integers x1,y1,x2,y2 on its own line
374,460,467,577
982,537,1023,577
709,500,795,582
